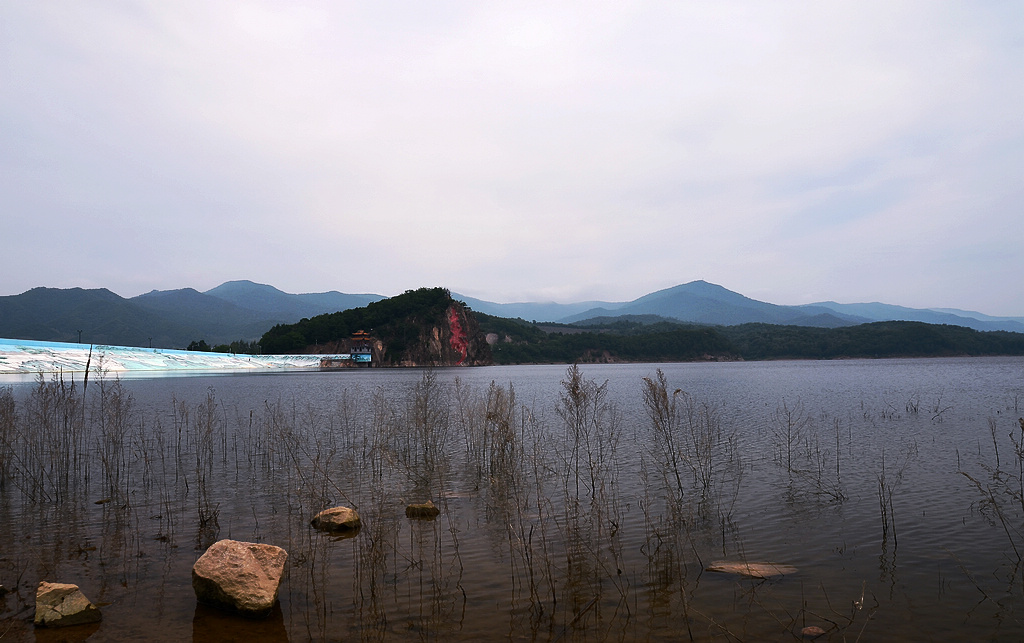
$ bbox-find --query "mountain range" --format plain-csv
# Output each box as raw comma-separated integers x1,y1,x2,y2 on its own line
0,281,381,348
460,281,1024,333
0,279,1020,349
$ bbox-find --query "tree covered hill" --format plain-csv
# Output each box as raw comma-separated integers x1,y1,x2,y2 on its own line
720,321,1024,360
478,314,1024,364
259,287,492,366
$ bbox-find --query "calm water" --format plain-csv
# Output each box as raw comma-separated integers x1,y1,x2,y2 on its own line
1,358,1023,641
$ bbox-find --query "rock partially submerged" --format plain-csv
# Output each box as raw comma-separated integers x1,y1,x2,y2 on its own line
706,560,797,579
34,581,102,628
192,539,288,617
310,506,361,532
406,500,440,519
801,625,827,638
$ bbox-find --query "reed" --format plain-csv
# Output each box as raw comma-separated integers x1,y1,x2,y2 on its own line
961,417,1024,569
95,376,134,504
771,399,809,474
190,388,221,544
642,369,739,513
5,374,90,503
876,442,915,555
0,386,15,489
556,364,618,505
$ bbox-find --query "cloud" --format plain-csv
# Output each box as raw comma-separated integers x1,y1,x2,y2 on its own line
1,2,1021,314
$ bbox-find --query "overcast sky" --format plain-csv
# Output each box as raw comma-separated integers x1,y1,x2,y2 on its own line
2,2,1022,315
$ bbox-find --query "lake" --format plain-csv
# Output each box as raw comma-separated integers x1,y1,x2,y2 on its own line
1,357,1023,641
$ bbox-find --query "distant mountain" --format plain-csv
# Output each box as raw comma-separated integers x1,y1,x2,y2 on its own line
558,281,864,328
466,281,1023,333
0,281,387,349
928,308,1024,324
0,287,201,347
453,293,613,323
2,279,1020,350
132,288,284,341
203,280,382,320
804,302,1024,333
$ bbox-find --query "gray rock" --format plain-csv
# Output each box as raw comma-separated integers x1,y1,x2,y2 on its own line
192,539,288,617
34,581,102,628
310,506,361,532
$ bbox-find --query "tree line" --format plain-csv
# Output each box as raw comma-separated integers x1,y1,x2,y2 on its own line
478,315,1024,364
186,339,261,355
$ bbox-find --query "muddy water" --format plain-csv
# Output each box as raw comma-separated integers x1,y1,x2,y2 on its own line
1,357,1023,641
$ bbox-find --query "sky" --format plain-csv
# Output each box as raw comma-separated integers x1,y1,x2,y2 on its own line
2,2,1022,315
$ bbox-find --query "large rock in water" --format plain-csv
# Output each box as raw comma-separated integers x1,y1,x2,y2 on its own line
192,539,288,617
310,506,361,532
34,581,102,627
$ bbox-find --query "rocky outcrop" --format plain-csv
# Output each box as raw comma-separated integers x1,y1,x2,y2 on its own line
393,302,492,366
191,539,288,617
34,581,102,627
405,500,440,519
310,506,361,532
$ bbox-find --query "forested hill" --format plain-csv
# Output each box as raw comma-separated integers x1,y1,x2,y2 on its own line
478,315,1024,364
259,288,492,366
720,321,1024,360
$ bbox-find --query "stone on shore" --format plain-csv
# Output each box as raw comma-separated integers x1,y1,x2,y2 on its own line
191,539,288,617
406,500,440,519
310,506,361,532
34,581,102,628
706,560,797,579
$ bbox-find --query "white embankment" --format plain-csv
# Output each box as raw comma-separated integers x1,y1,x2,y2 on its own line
0,338,332,374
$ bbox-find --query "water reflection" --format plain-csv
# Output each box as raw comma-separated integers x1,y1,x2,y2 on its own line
33,621,100,642
192,603,287,643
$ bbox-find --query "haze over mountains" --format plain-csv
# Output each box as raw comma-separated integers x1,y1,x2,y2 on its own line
0,279,1021,350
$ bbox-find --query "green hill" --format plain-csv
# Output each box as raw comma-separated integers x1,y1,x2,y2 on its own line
259,288,493,366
